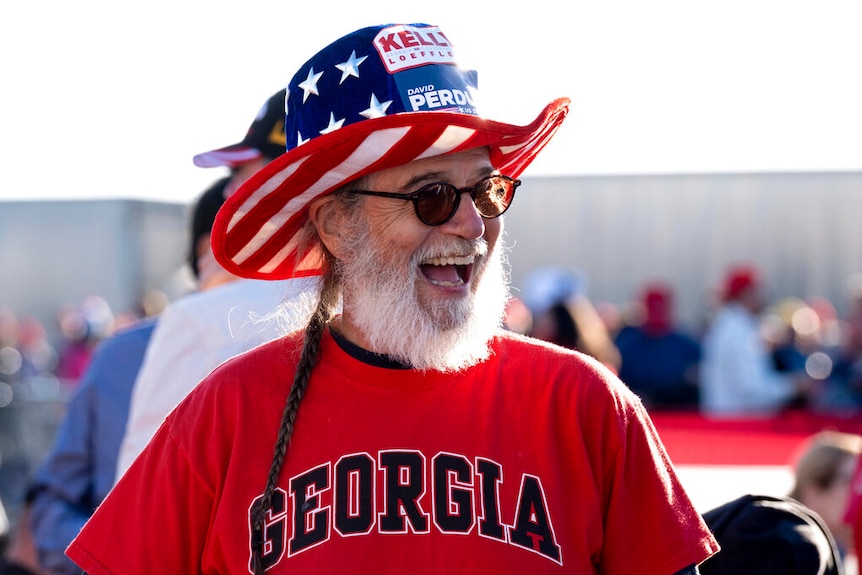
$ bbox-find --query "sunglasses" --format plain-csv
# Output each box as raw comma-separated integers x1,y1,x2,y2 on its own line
351,175,521,226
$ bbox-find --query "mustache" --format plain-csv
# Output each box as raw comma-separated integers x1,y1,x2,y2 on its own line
411,237,489,264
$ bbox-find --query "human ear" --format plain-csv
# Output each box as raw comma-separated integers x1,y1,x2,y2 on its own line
308,195,347,258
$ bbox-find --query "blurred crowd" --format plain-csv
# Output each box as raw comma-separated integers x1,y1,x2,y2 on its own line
499,264,862,573
506,265,862,417
0,294,168,399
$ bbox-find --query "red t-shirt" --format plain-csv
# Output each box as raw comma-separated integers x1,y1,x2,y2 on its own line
68,329,718,574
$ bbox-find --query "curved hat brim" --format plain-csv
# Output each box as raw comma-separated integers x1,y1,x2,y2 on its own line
193,144,264,169
212,97,570,281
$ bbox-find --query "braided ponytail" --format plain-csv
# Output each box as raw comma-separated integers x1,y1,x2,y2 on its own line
249,182,364,574
250,269,339,574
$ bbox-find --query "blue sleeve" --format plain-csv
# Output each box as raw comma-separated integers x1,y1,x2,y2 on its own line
673,565,700,575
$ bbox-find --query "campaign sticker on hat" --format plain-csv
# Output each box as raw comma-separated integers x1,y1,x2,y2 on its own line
373,24,456,73
394,65,478,115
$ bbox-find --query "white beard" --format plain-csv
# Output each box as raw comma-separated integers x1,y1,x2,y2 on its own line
337,221,510,373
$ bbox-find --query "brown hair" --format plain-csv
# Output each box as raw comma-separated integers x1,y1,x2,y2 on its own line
789,430,862,500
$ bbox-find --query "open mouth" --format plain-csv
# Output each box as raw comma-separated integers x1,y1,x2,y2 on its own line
420,255,475,287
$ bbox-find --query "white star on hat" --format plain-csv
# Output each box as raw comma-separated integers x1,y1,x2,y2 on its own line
335,51,367,84
359,93,393,119
319,112,345,135
298,67,324,103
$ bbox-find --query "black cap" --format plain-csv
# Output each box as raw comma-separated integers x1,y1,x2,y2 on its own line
193,89,287,168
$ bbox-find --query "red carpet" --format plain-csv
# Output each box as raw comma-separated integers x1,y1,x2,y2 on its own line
649,410,862,466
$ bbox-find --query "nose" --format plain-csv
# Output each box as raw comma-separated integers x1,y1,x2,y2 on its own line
440,190,485,240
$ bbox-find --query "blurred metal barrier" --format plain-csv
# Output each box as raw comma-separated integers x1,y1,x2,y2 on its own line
0,376,71,535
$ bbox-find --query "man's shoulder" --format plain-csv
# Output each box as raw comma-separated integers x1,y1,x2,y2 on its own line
494,329,580,356
210,330,305,376
489,331,644,417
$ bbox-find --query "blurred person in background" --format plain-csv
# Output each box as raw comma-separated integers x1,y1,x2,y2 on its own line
1,311,21,385
0,494,44,575
789,430,862,568
700,265,813,417
0,308,19,350
700,492,843,575
0,310,51,385
15,317,57,382
615,282,701,410
0,310,48,575
114,88,316,480
763,298,811,375
522,266,621,373
53,296,115,386
831,276,862,411
764,296,859,413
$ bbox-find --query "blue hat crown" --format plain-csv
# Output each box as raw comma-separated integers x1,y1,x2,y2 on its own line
285,23,479,152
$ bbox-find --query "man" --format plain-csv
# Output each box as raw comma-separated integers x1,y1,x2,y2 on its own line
615,282,701,409
523,266,621,372
68,23,718,574
699,266,811,417
114,89,314,479
789,430,861,563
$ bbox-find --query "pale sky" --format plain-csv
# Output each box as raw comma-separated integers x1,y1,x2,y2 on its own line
2,1,860,204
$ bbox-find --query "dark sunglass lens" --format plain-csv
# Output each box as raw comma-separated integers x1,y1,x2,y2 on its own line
474,177,513,217
416,184,457,225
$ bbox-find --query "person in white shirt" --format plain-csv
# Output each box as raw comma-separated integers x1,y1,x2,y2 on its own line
700,265,811,417
115,90,315,479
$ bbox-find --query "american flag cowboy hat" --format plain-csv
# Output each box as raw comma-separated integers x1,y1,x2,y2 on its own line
211,23,570,281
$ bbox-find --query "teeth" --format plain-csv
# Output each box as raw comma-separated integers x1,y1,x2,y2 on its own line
424,255,475,266
429,278,464,287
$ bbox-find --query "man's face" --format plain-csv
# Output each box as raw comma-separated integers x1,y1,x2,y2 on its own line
333,147,510,371
359,147,502,309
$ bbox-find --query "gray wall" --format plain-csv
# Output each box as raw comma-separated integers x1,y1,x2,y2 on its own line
0,199,189,347
505,171,862,333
